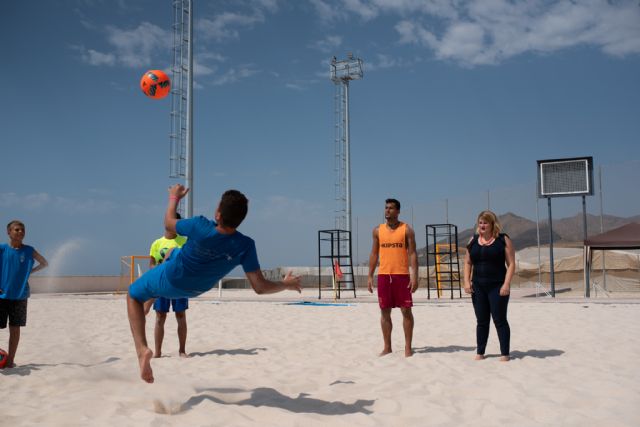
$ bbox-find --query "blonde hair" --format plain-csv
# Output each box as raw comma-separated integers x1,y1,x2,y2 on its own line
476,210,502,238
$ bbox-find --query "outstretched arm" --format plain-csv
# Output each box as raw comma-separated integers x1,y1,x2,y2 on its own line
165,184,190,233
245,269,302,295
31,249,48,274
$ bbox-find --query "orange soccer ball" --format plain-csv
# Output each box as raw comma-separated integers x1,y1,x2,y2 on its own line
140,69,171,99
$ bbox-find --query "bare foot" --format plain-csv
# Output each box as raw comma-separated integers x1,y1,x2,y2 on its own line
474,354,485,360
179,352,189,358
2,361,16,369
138,348,154,383
379,349,392,357
405,347,413,357
153,352,162,359
499,355,510,362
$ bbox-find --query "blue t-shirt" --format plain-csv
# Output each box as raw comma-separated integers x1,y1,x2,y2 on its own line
0,244,35,300
164,216,260,295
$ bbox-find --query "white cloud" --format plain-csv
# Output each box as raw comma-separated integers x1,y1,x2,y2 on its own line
212,66,260,86
0,192,51,210
437,22,487,63
0,192,117,214
309,35,343,53
370,0,459,18
309,0,347,22
393,0,640,66
200,51,227,63
78,22,170,68
196,0,281,41
364,53,423,71
192,51,227,78
254,0,280,13
105,22,171,68
198,12,265,41
284,78,320,90
193,60,216,77
285,82,305,90
82,48,116,66
343,0,378,21
307,0,640,65
311,0,459,23
73,7,97,30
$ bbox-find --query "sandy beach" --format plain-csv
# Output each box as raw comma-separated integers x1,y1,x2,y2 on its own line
1,290,639,426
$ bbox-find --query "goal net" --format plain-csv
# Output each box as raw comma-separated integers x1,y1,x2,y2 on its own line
119,255,153,293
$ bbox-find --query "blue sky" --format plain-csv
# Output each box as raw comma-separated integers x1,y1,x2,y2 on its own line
1,0,639,275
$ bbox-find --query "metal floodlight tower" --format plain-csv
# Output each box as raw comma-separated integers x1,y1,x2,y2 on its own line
169,0,194,217
330,53,363,239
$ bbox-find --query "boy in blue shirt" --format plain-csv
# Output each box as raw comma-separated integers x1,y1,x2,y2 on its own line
0,220,48,368
127,184,302,383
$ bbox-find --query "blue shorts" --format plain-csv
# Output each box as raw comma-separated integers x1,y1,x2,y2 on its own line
153,297,188,313
128,262,194,302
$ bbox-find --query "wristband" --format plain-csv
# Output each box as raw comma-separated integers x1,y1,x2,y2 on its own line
169,196,179,201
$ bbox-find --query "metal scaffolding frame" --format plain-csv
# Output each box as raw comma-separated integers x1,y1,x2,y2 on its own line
425,224,462,299
318,229,356,299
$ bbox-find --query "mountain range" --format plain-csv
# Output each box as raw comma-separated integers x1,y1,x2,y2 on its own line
416,212,640,265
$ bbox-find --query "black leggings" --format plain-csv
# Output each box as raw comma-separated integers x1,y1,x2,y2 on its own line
472,284,510,356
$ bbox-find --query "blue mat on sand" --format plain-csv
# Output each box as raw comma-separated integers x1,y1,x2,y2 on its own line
285,301,354,307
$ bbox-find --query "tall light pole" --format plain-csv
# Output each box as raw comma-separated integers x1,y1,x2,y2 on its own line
170,0,194,217
330,53,363,238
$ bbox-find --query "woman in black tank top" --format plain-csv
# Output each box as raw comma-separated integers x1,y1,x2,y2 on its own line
463,210,516,361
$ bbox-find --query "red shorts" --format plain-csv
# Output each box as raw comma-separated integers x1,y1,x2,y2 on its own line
377,274,413,309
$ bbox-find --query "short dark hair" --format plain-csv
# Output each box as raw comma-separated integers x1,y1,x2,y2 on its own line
7,220,24,231
219,190,248,228
385,198,400,210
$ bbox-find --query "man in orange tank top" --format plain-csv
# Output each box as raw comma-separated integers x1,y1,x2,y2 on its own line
367,198,419,357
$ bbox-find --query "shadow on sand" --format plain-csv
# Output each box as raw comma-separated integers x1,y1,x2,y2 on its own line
503,349,564,359
189,347,267,357
413,346,564,360
0,356,120,377
413,345,476,354
180,386,375,415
